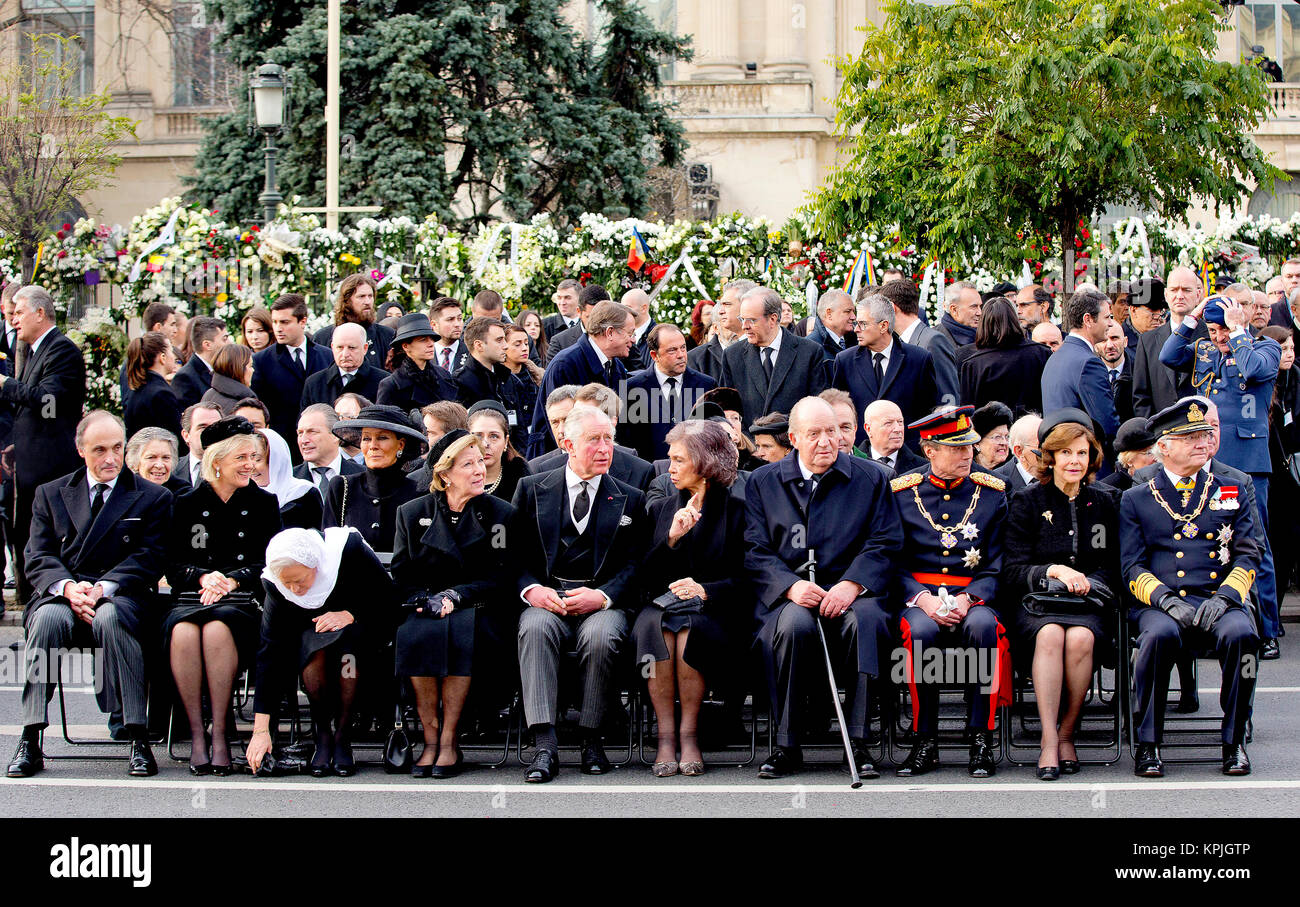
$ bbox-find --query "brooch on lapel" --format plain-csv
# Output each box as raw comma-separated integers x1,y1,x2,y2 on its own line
1042,510,1053,524
419,518,432,526
619,514,632,526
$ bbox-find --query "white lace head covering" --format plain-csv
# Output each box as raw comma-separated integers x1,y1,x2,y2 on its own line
258,427,316,507
262,526,356,610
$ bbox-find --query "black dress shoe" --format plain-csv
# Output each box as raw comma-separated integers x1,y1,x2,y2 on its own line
1036,765,1060,781
1222,744,1251,776
845,742,880,779
1261,638,1280,660
1060,760,1080,775
525,748,558,783
189,762,212,777
6,738,43,778
1175,689,1200,713
310,735,333,777
211,761,233,777
968,732,996,778
128,741,157,777
580,741,611,775
430,749,464,780
333,740,355,777
896,738,939,777
757,746,802,779
1134,743,1164,777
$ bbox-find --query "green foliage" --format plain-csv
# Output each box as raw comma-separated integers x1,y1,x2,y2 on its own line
813,0,1282,271
188,0,689,229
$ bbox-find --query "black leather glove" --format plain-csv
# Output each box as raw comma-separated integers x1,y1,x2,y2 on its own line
1158,592,1196,630
1193,594,1232,632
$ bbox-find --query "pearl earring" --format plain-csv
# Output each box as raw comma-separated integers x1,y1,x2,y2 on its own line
215,466,221,478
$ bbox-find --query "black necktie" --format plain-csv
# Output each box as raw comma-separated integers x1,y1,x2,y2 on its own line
665,377,679,422
293,348,304,372
761,347,774,382
1109,369,1118,387
90,483,108,521
572,481,591,526
313,466,331,497
340,372,352,387
877,455,893,468
873,352,885,386
602,360,616,385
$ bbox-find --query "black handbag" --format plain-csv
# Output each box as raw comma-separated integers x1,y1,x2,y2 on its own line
382,704,413,774
1021,591,1106,617
652,590,705,615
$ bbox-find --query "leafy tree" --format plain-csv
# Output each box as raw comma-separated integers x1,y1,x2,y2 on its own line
0,34,136,279
812,0,1282,275
189,0,690,228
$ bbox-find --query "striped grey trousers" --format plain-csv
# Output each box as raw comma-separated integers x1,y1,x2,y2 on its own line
517,607,628,730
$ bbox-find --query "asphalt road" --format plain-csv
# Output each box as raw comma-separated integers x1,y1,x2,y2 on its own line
1,622,1298,819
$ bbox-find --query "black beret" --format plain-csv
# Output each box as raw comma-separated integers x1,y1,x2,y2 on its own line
200,415,256,450
1113,417,1157,453
426,428,471,469
1038,408,1094,446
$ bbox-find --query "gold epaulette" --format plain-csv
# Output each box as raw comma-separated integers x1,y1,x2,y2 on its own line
970,471,1005,492
1129,572,1162,606
891,473,923,493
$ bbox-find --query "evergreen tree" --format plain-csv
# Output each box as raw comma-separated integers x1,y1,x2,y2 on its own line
188,0,690,228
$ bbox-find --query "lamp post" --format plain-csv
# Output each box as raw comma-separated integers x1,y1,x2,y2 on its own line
249,62,286,225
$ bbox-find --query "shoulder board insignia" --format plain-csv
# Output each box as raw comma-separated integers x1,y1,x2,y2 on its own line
891,473,923,493
970,472,1005,491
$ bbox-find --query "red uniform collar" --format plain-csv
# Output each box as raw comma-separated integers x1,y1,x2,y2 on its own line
927,474,965,491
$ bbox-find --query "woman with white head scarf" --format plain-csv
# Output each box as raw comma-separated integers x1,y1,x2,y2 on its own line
253,427,323,530
245,526,397,778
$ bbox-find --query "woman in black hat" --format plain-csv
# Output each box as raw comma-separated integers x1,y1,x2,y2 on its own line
972,400,1014,471
376,312,458,415
1002,408,1121,780
164,416,283,775
466,399,531,502
391,429,519,778
322,405,426,558
1099,417,1158,491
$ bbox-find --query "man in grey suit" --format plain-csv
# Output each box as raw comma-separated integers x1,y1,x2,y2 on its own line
878,279,960,406
1132,266,1206,418
720,287,828,425
993,413,1043,492
687,278,752,383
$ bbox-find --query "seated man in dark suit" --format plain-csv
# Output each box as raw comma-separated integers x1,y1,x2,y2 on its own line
300,323,387,410
528,300,637,457
618,324,716,462
833,293,941,449
6,411,171,779
855,399,925,473
529,383,654,491
172,402,224,488
509,406,647,783
721,287,828,429
993,413,1043,492
169,316,229,410
746,397,903,779
251,294,332,461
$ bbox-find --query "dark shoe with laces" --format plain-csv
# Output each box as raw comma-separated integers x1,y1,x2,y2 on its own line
1261,638,1280,661
896,738,939,778
6,737,43,778
1222,744,1251,776
127,741,157,777
757,746,803,779
968,732,996,778
525,748,558,783
580,741,611,775
845,741,879,779
1134,743,1164,777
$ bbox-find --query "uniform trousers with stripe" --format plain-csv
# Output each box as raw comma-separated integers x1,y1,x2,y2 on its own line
21,598,149,730
899,604,1001,737
517,607,628,730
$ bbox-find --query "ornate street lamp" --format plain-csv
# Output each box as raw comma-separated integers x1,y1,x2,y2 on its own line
249,63,287,225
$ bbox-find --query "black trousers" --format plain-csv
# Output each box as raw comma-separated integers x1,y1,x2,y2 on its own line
899,605,1004,737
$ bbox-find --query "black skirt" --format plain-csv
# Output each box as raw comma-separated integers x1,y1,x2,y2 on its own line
395,604,512,679
1011,603,1113,667
631,605,730,681
161,594,261,664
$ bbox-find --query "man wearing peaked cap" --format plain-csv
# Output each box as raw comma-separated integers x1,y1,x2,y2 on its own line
1159,293,1283,653
1119,396,1261,777
891,404,1011,778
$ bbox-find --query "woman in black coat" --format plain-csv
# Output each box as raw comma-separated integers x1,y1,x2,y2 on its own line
245,527,398,777
636,420,747,777
322,405,426,556
200,344,257,415
164,416,283,774
391,430,518,778
376,313,458,414
1003,410,1121,780
959,297,1051,417
1262,326,1299,601
466,400,532,502
123,331,182,442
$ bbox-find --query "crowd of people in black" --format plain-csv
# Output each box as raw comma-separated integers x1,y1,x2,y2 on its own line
0,261,1295,783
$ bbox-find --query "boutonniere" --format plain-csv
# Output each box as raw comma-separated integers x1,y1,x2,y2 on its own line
1042,510,1053,524
418,517,432,526
619,514,633,527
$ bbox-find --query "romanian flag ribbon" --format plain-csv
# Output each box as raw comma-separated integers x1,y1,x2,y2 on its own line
1199,261,1213,297
627,227,651,273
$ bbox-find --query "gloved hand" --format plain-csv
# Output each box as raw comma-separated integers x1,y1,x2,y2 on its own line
1158,592,1196,630
1193,594,1232,632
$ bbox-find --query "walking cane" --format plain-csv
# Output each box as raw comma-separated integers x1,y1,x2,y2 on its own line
808,549,862,789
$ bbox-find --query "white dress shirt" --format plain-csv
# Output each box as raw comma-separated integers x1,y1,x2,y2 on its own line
53,474,122,599
519,468,611,608
898,319,922,346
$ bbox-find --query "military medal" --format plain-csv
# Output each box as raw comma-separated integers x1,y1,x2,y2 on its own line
940,531,959,548
1147,474,1215,539
959,522,979,540
1183,521,1198,538
912,486,983,553
962,548,982,568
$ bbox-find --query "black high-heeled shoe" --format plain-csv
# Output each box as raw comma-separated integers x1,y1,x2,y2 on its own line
310,733,333,778
1060,760,1080,775
1036,765,1060,781
333,738,355,777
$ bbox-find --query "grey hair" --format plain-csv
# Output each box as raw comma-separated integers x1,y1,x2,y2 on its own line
125,426,178,471
816,289,852,319
741,286,782,319
585,301,633,337
1008,413,1042,450
947,281,977,307
722,278,758,300
1151,437,1170,463
545,384,581,412
857,293,895,332
75,410,125,449
299,403,340,431
563,404,614,443
664,419,738,486
14,285,56,320
1288,286,1300,311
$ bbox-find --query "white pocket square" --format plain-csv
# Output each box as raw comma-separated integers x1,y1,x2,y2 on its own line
419,518,432,526
618,515,632,527
120,517,141,522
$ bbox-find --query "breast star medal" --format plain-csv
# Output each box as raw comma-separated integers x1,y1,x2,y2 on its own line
1182,521,1198,538
1217,524,1233,562
1042,510,1053,524
959,522,979,540
941,531,959,548
962,547,982,568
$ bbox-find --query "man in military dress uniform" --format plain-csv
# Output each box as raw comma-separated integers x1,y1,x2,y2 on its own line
1159,295,1282,658
1120,397,1260,777
891,405,1011,778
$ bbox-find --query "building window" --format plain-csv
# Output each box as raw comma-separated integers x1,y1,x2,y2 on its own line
19,0,94,97
1237,3,1300,81
1248,177,1300,218
171,2,233,107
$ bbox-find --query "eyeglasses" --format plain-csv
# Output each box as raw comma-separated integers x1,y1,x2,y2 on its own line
853,320,882,330
738,317,766,326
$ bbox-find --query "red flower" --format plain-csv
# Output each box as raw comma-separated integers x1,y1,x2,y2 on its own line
55,231,65,240
62,223,72,231
57,250,67,258
250,225,260,232
579,272,592,285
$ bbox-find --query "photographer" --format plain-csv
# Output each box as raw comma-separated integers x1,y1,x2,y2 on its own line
391,430,518,778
